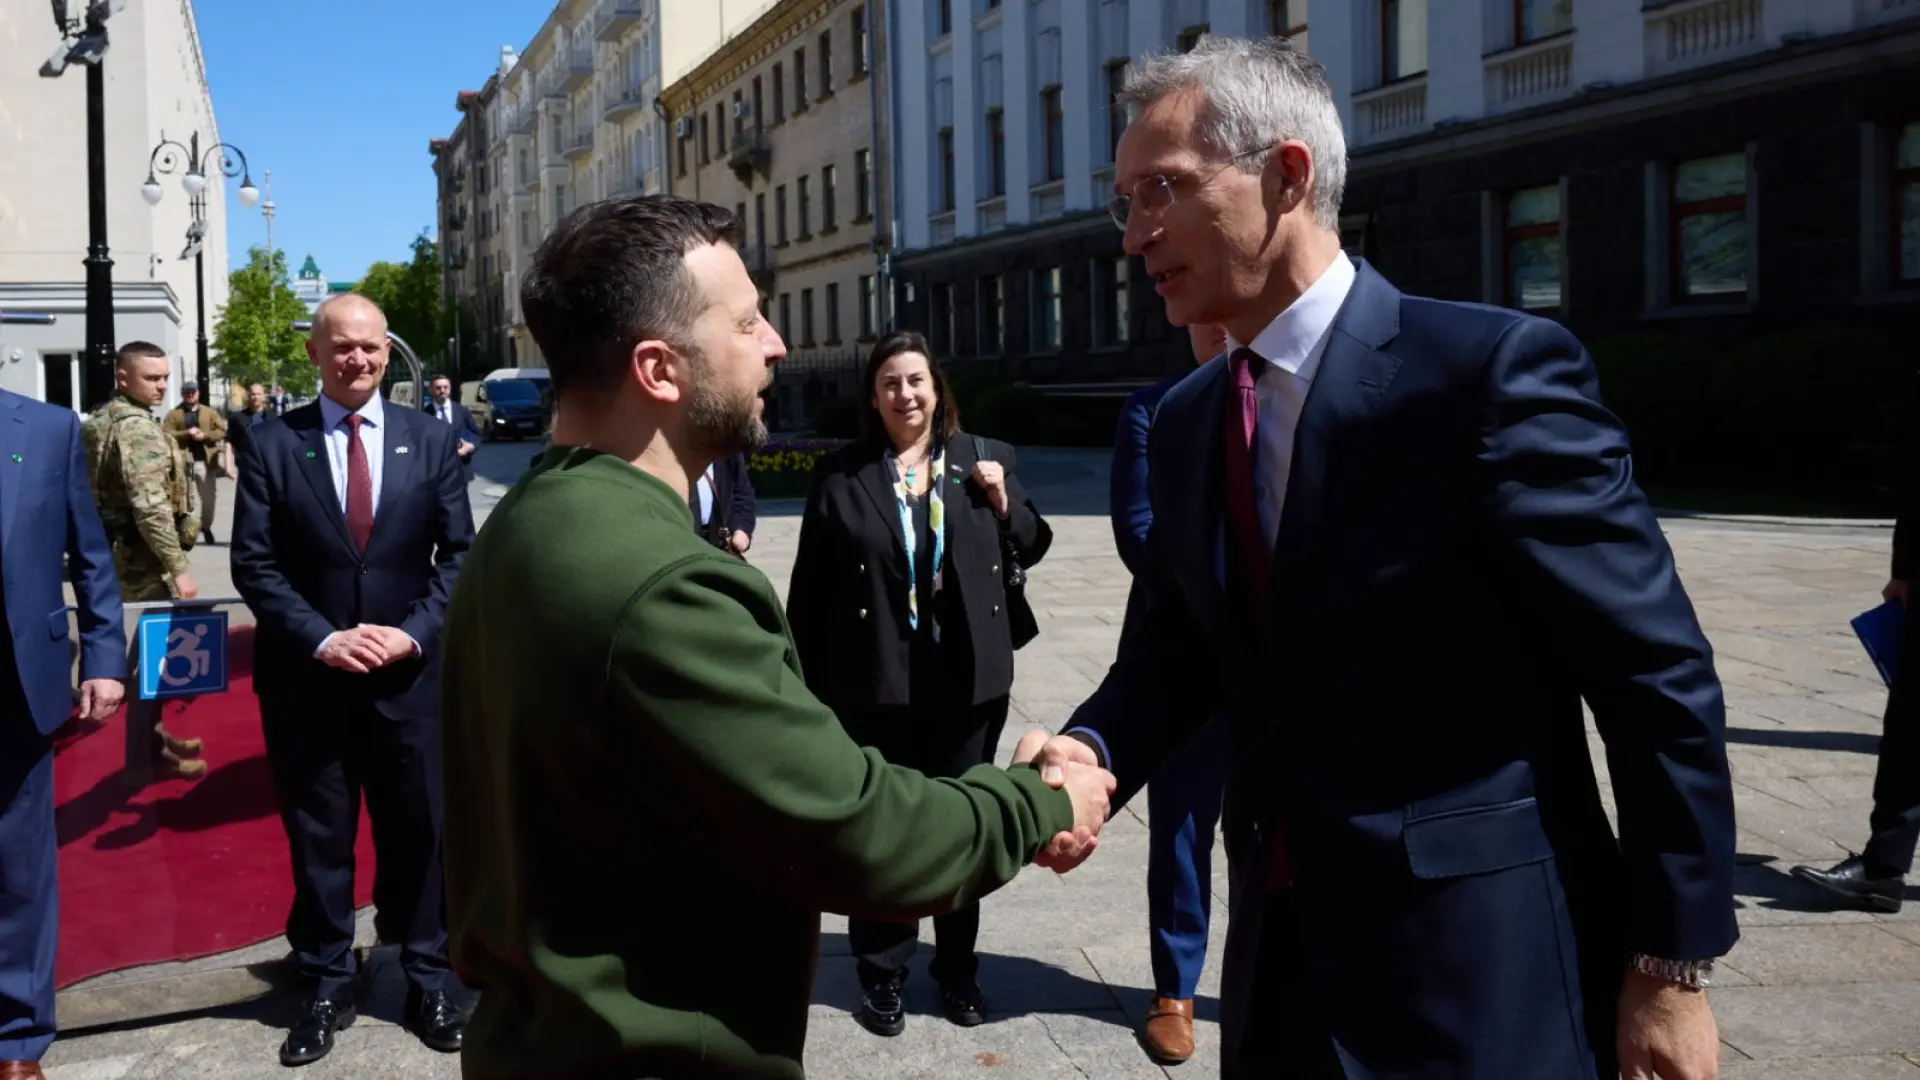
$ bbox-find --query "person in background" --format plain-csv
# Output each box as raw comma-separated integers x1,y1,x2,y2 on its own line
787,330,1054,1037
437,193,1112,1080
269,384,292,416
231,293,472,1067
0,387,126,1080
163,379,227,545
1110,322,1231,1064
225,383,274,461
422,376,480,475
691,451,756,555
81,342,206,782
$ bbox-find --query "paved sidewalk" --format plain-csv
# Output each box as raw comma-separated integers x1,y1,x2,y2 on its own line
43,446,1920,1078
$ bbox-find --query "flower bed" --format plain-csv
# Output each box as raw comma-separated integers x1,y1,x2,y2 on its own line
747,439,849,499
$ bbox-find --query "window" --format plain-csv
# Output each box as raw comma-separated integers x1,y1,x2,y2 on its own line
1269,0,1309,52
1098,257,1131,345
859,274,877,338
755,192,768,243
855,148,873,219
819,31,834,95
1504,185,1562,311
795,49,809,110
779,293,793,341
517,148,529,183
798,175,812,236
677,130,688,176
979,276,1004,353
853,6,870,75
1033,266,1062,350
1897,122,1920,283
823,164,838,229
521,211,531,245
939,127,956,211
699,113,710,163
1382,0,1428,81
937,0,952,36
1670,153,1748,302
801,288,816,345
930,284,954,356
1105,62,1128,161
555,183,568,220
736,200,748,241
731,90,744,137
716,103,728,152
1178,25,1209,52
986,109,1007,196
41,353,74,411
1516,0,1572,45
776,184,789,243
1041,87,1064,182
774,63,786,120
826,282,842,342
752,77,764,127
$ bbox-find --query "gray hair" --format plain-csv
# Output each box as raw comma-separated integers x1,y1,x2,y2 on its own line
1119,35,1348,230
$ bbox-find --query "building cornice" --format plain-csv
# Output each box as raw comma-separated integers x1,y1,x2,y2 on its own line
660,0,837,114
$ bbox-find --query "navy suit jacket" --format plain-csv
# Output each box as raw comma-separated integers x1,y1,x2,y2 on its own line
1067,261,1737,1079
0,391,124,734
1109,376,1182,576
231,399,472,718
423,400,480,442
698,452,758,548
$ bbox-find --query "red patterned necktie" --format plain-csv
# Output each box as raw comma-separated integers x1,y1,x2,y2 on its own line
1224,348,1291,894
344,414,373,553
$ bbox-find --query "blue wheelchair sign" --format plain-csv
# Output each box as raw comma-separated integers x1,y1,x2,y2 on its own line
136,610,229,700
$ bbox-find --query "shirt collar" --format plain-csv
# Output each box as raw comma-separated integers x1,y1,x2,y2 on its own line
1227,253,1358,383
319,391,385,430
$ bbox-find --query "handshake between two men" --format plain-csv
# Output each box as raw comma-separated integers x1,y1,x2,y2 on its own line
1013,729,1114,873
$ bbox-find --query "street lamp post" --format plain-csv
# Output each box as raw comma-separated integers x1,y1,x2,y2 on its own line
141,131,259,394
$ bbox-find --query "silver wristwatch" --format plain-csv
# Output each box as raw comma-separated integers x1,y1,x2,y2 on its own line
1628,953,1715,990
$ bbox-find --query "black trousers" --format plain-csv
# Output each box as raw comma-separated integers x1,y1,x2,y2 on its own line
1866,594,1920,876
844,695,1009,990
260,693,450,1002
1232,893,1344,1079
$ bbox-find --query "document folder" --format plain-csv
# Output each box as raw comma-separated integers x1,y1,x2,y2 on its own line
1852,598,1906,687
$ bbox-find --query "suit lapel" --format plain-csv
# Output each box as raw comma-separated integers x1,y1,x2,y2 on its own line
1159,359,1238,645
1268,262,1406,613
0,395,24,551
292,407,355,551
376,406,416,530
853,445,904,559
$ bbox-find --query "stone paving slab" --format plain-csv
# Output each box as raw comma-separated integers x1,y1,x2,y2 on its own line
42,446,1920,1077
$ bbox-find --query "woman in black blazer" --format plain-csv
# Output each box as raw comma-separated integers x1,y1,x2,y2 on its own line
787,331,1051,1038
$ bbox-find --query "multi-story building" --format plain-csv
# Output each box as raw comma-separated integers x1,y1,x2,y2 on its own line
431,63,504,377
0,0,232,410
434,0,782,369
888,0,1920,385
660,0,893,392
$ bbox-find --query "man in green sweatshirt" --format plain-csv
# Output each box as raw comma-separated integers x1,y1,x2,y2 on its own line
439,193,1116,1080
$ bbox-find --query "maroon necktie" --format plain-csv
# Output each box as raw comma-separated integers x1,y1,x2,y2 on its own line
1224,349,1291,893
344,414,373,553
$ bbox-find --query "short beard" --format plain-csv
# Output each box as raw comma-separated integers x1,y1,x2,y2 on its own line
684,355,768,462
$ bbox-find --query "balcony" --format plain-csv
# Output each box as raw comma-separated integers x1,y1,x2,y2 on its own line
1030,179,1066,221
595,0,646,41
446,207,468,231
1484,33,1574,115
563,127,594,161
728,126,771,178
739,241,777,288
603,84,646,122
1644,0,1764,78
558,43,595,93
1351,76,1428,147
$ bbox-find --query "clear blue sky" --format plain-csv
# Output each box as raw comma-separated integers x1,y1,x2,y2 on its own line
196,0,544,284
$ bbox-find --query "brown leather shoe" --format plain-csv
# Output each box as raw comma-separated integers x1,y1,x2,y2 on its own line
160,729,203,757
1141,995,1196,1063
154,752,208,781
0,1060,48,1079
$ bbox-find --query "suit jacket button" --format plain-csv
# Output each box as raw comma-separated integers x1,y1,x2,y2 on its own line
992,604,1000,615
859,608,868,619
991,564,999,575
858,563,866,574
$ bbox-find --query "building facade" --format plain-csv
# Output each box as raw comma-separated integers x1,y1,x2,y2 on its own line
433,0,784,369
660,0,893,395
0,0,232,410
888,0,1920,386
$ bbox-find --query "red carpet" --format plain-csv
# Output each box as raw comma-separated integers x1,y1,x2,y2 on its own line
51,627,376,989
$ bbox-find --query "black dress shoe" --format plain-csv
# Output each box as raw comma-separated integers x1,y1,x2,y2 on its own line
280,997,355,1067
856,976,906,1037
939,980,986,1027
405,988,465,1053
1791,856,1906,913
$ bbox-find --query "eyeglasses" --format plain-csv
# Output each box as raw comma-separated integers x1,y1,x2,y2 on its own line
1105,144,1277,231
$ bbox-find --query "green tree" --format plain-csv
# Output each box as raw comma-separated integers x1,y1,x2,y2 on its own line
212,246,316,397
355,229,447,373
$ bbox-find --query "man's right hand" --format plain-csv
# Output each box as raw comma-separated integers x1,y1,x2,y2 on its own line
1014,731,1114,873
318,628,388,673
173,572,199,600
1885,578,1909,607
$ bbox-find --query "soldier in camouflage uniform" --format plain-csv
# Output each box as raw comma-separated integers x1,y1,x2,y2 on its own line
80,340,208,781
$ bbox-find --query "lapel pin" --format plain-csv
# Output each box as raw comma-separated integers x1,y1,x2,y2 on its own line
395,446,410,455
9,454,19,463
305,450,316,458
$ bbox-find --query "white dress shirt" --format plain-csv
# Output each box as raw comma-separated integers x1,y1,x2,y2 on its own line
430,398,456,425
693,466,718,525
317,391,387,516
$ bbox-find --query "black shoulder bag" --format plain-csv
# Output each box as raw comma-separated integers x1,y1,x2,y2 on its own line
972,435,1040,649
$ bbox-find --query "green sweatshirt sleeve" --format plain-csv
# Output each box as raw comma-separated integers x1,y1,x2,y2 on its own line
606,551,1074,920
